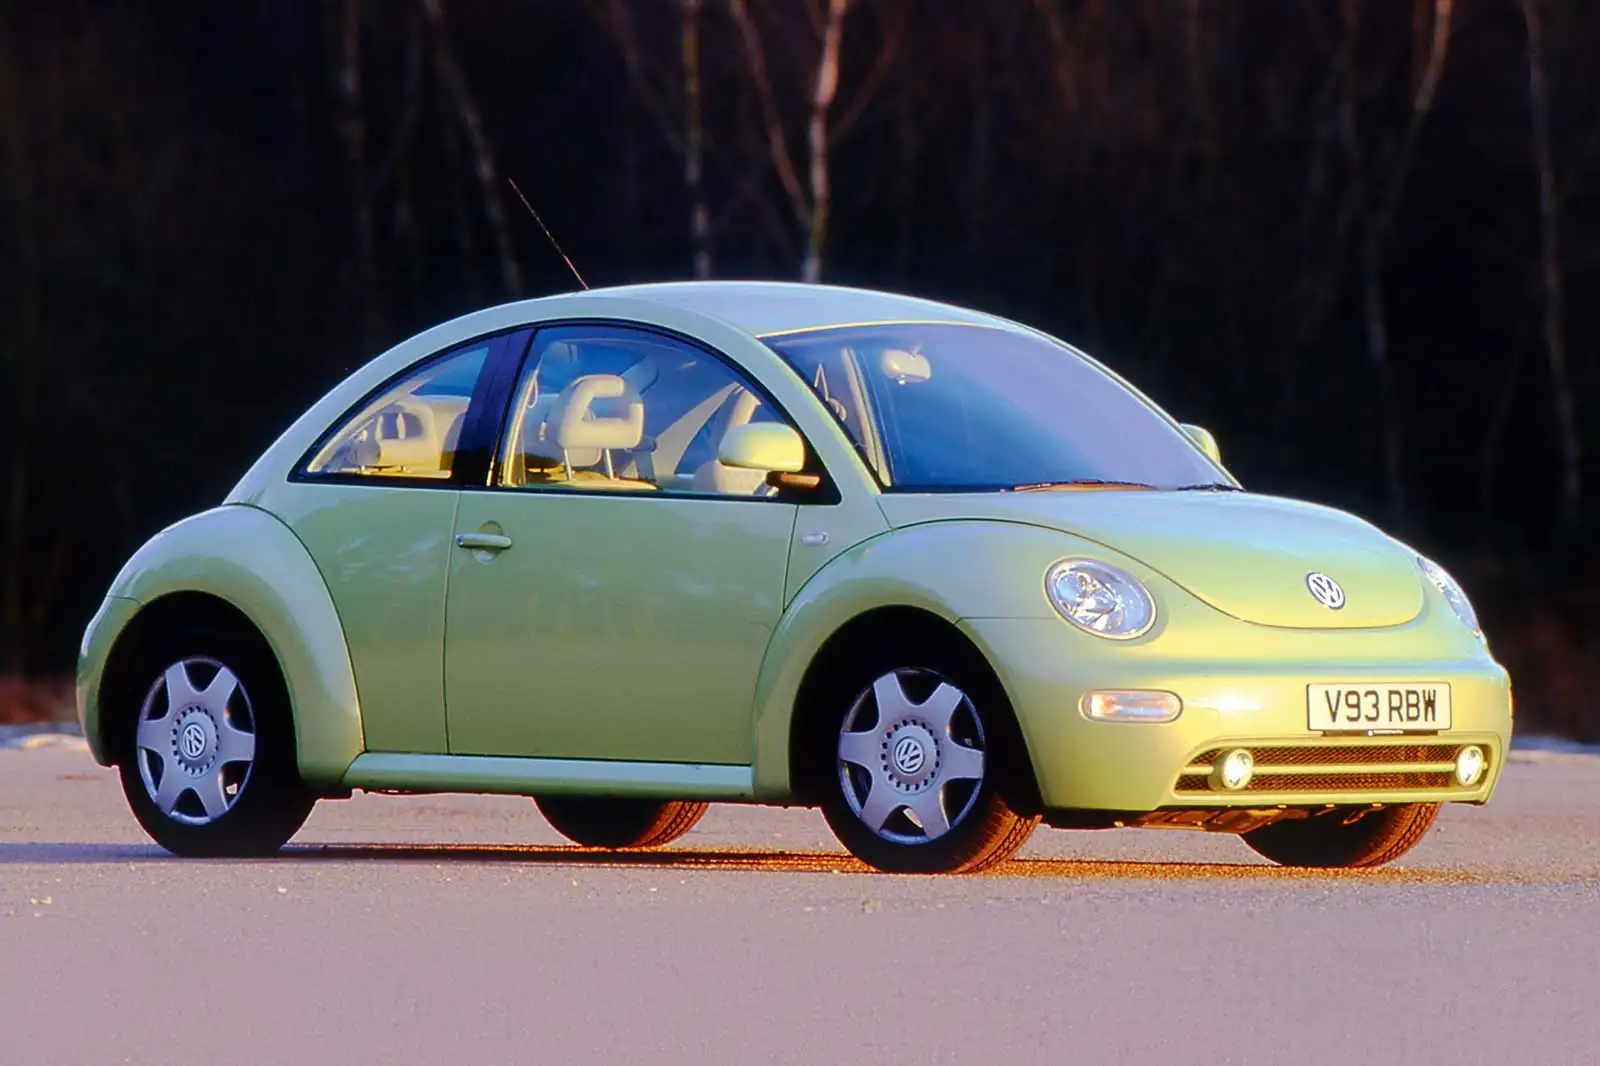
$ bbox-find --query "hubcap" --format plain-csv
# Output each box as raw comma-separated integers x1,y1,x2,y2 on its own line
837,669,987,844
135,658,257,826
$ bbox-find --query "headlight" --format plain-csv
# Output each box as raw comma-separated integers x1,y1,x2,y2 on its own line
1418,556,1482,639
1045,558,1155,639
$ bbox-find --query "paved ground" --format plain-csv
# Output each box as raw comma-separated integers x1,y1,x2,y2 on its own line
2,741,1597,1065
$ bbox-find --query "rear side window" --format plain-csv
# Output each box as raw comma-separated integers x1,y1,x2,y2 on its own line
304,344,490,480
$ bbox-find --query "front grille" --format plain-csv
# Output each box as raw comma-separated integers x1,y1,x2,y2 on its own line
1188,744,1458,768
1175,742,1486,796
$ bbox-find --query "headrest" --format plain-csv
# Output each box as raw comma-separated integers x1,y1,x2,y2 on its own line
521,373,643,470
371,401,440,471
722,387,763,431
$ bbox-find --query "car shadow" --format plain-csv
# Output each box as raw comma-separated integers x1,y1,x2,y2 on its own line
0,840,1502,882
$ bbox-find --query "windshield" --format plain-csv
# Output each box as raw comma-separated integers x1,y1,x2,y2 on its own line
764,323,1226,492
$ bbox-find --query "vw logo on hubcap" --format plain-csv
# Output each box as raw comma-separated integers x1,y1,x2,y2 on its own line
1305,571,1346,610
180,722,207,760
892,736,926,776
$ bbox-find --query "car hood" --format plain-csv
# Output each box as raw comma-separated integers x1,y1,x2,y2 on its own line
877,491,1425,629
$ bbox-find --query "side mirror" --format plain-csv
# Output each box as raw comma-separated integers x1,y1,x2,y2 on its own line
1180,423,1222,465
717,422,806,473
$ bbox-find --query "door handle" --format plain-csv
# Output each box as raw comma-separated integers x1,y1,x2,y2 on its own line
455,532,513,552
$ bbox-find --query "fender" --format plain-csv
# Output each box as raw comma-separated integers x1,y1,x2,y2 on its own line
749,519,1117,797
76,504,364,787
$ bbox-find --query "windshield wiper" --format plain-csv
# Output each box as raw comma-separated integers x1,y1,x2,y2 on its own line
1009,479,1158,492
1172,482,1244,492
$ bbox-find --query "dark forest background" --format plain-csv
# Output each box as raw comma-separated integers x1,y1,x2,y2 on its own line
2,1,1598,736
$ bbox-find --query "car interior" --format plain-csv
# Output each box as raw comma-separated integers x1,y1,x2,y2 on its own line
304,329,934,493
498,336,788,496
304,353,482,480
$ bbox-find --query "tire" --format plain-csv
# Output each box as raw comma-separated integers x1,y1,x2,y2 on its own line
535,796,709,849
114,620,315,857
812,638,1040,874
1241,803,1441,869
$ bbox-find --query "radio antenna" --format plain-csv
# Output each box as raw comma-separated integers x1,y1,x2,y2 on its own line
507,178,588,290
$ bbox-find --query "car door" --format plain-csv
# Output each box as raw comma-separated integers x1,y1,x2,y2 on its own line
443,323,802,766
266,330,525,754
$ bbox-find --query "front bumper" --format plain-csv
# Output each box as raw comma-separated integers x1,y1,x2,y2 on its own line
960,616,1513,813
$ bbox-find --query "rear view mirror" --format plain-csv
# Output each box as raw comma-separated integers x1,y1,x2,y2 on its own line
717,422,806,473
1180,423,1222,464
879,348,931,384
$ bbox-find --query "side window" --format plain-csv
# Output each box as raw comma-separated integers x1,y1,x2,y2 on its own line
305,343,490,480
498,325,791,497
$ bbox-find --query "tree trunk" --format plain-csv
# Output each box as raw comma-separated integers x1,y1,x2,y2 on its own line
1519,0,1582,531
801,0,849,283
681,0,711,277
891,67,917,285
335,0,381,347
422,0,522,298
728,0,809,263
1359,227,1408,531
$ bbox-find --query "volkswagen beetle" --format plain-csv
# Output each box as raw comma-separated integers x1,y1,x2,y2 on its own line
75,281,1513,873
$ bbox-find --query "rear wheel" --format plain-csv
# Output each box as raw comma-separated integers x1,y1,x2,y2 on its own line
1241,803,1440,868
115,622,315,857
814,643,1039,875
535,796,709,849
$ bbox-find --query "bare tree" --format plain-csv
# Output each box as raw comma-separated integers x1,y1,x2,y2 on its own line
682,0,712,277
728,0,885,282
801,0,849,283
335,0,383,346
587,0,714,276
1334,0,1456,531
1519,0,1582,531
421,0,522,297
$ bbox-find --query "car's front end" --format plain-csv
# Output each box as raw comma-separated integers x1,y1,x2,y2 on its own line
763,314,1512,862
900,492,1508,834
962,585,1509,822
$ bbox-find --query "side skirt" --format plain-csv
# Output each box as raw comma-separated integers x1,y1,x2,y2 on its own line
340,752,755,801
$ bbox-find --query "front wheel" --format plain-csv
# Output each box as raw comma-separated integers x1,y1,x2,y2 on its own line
116,623,315,857
1241,803,1440,868
817,660,1039,875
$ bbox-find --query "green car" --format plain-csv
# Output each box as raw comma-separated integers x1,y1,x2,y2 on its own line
75,281,1512,874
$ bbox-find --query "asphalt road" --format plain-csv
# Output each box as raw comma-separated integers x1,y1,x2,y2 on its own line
2,740,1597,1066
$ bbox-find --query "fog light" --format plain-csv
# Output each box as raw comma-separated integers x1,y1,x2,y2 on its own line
1210,748,1254,792
1454,745,1486,787
1080,691,1182,723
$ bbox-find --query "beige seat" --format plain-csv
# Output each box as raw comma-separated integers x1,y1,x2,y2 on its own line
521,373,653,488
364,397,464,477
691,387,777,496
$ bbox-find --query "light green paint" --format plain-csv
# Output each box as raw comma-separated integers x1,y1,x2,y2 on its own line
76,505,364,787
342,752,753,799
444,490,797,764
258,480,458,753
75,594,140,765
875,491,1428,628
959,614,1509,810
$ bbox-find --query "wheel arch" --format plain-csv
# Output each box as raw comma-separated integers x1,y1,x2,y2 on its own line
751,521,1066,808
782,605,1044,813
78,505,364,787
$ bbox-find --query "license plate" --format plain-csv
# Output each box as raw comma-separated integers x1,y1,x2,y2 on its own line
1307,682,1452,732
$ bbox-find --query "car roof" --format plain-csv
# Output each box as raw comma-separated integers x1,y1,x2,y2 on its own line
540,280,1016,338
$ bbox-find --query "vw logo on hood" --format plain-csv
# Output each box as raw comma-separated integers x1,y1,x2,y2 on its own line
1305,571,1346,610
